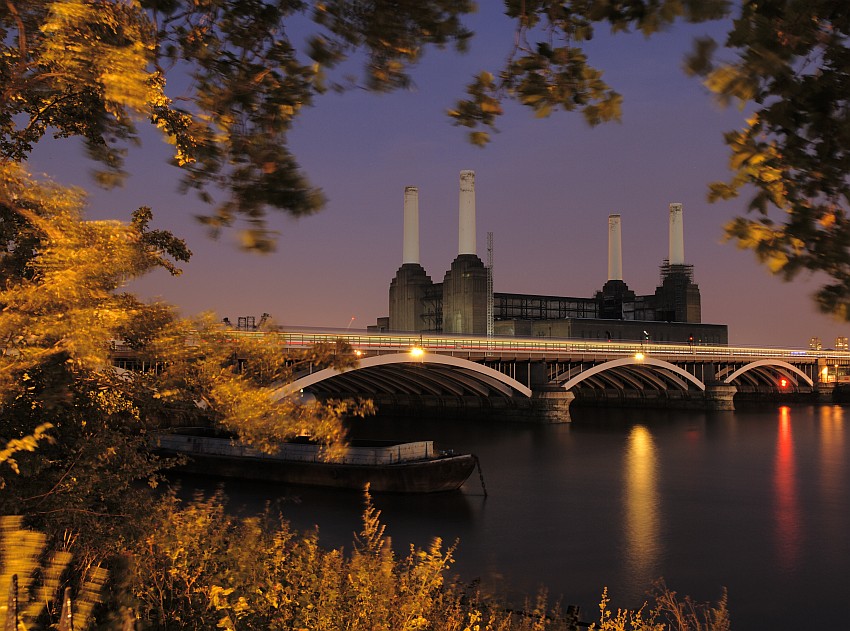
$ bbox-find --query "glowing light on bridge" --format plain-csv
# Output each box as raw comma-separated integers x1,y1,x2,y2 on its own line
410,346,424,358
634,352,645,361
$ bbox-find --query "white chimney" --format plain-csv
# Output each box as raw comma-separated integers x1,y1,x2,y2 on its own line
402,185,419,264
608,214,623,281
458,170,476,255
669,202,684,265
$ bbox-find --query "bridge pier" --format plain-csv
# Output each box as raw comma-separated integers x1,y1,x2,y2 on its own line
815,381,836,404
704,382,737,410
530,387,575,424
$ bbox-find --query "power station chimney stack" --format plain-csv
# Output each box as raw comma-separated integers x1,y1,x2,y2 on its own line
389,184,433,332
402,186,419,264
656,202,701,324
669,202,685,265
458,170,476,255
608,214,623,281
443,170,487,335
597,213,633,319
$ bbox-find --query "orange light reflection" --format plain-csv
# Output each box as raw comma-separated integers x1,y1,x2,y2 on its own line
774,406,800,573
623,425,660,586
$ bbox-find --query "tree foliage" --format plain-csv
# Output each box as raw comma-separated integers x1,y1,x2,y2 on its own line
0,0,474,250
0,162,191,560
0,163,366,566
684,1,850,318
449,0,728,145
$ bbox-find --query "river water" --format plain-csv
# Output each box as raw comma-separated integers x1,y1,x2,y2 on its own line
181,405,850,630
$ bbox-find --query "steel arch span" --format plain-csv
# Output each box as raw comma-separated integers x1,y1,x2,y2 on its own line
559,357,707,392
270,352,534,401
722,359,814,387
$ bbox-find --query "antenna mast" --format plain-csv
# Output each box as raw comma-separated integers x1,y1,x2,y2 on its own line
487,231,494,339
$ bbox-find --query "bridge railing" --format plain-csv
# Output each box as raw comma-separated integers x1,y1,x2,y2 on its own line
219,328,850,362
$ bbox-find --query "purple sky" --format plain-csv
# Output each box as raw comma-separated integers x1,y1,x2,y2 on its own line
26,6,849,348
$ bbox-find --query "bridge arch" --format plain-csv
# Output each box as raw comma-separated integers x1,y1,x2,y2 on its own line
722,359,814,387
559,357,707,392
270,352,533,401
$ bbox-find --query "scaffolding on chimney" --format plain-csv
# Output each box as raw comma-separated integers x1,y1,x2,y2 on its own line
487,231,494,339
659,260,694,284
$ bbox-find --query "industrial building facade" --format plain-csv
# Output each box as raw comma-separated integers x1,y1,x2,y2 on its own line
372,171,728,345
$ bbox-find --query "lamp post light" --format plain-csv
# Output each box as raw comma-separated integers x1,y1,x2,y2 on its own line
638,330,649,360
410,334,425,361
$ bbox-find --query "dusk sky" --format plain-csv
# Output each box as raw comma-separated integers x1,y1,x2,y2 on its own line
26,5,849,348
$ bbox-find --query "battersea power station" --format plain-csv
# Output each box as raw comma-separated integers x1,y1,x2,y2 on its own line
372,170,728,345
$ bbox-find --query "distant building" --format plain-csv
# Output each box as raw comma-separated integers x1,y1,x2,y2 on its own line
810,337,823,351
374,171,728,344
836,337,848,351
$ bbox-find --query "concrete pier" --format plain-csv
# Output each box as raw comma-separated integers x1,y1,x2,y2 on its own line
704,382,737,410
531,387,575,423
815,381,836,404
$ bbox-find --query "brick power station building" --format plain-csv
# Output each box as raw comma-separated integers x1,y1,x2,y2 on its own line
372,171,728,345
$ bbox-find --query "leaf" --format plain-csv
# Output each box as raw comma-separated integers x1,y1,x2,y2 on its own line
469,131,489,147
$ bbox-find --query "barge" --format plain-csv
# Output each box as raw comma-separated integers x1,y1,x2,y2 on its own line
154,434,477,493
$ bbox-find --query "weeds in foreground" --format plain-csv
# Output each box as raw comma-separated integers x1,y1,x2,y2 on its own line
589,584,730,631
1,493,730,630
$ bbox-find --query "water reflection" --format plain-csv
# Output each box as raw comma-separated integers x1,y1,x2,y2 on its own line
774,406,800,573
172,408,850,630
622,424,661,589
818,406,845,541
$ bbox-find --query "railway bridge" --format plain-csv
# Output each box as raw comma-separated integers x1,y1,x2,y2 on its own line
264,329,850,423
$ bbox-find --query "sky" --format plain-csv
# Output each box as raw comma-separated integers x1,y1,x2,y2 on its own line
26,5,850,349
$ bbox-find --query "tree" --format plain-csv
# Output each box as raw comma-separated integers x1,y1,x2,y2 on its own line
684,1,850,319
0,161,188,560
0,0,475,251
0,162,368,565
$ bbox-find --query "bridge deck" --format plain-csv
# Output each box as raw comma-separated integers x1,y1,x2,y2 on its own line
220,328,850,366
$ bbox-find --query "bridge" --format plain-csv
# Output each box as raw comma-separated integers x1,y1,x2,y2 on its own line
254,328,850,423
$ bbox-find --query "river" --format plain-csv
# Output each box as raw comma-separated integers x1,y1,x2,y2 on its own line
176,404,850,630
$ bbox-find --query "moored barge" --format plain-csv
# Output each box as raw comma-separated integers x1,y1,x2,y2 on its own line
155,434,476,493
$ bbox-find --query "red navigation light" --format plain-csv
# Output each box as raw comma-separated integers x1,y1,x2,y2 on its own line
779,378,789,388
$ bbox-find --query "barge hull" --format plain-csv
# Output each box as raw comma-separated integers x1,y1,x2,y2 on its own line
160,451,476,494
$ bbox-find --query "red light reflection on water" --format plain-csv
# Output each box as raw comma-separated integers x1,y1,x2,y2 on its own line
774,406,800,573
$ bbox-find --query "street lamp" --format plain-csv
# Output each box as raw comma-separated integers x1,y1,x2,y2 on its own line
410,333,425,359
